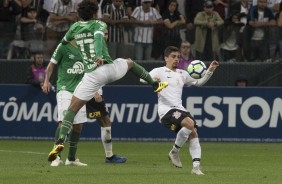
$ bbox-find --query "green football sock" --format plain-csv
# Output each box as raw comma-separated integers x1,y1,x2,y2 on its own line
68,131,80,161
131,62,155,85
59,110,76,141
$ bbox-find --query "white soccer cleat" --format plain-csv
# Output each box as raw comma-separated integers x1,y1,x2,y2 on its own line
65,158,88,166
168,150,182,168
191,165,205,175
50,156,64,167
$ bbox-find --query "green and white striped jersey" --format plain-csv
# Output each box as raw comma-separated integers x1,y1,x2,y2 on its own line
63,20,113,73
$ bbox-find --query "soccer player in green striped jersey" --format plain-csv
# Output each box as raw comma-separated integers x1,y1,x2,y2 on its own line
43,40,126,165
48,0,168,162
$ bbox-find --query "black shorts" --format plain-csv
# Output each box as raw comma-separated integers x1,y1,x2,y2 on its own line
86,96,109,119
160,109,198,133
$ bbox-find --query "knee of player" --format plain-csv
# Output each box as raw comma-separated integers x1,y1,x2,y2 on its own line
57,121,62,128
126,58,134,69
72,123,83,133
181,117,195,130
102,116,112,127
189,130,198,139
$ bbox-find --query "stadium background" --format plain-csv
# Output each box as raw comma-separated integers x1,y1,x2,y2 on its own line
1,60,282,86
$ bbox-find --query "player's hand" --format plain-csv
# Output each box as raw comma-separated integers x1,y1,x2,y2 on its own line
208,60,219,72
95,57,104,66
42,82,51,94
94,93,103,102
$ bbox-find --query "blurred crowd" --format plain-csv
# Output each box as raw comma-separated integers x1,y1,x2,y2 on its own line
1,0,282,62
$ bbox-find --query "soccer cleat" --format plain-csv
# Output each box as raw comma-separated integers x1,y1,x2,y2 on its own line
168,150,182,168
50,156,64,167
105,155,127,163
154,81,168,93
65,158,88,166
191,165,205,175
48,144,64,162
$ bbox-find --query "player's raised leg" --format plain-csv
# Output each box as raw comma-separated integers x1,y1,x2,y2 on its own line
168,127,192,168
128,60,168,92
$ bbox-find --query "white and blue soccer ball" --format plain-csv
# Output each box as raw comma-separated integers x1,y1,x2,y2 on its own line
187,60,207,79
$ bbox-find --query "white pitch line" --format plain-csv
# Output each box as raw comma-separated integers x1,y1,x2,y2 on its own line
0,149,46,155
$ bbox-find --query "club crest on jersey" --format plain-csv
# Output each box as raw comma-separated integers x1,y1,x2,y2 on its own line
172,111,181,119
68,54,75,59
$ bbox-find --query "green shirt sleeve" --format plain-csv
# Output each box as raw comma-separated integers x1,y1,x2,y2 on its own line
93,21,108,58
93,33,104,58
51,43,63,64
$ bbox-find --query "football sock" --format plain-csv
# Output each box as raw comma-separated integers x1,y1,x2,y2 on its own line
175,127,192,148
131,62,155,85
54,126,62,157
172,145,180,152
189,138,201,166
101,127,113,158
68,131,80,161
59,110,76,142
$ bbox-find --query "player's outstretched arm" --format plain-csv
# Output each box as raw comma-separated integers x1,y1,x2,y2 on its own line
208,60,219,72
194,60,219,87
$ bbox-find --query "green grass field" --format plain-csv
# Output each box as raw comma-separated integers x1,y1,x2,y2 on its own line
0,140,281,184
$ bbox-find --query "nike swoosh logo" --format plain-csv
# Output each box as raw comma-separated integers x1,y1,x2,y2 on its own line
167,76,172,78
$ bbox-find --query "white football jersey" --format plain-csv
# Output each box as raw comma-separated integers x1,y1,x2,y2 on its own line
149,67,197,119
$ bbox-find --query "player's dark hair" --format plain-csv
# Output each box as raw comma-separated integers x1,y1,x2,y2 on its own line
164,46,179,57
77,0,99,21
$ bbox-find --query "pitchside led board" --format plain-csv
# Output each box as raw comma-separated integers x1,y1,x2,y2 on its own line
0,85,282,142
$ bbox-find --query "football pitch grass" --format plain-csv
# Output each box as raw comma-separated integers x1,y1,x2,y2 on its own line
0,140,281,184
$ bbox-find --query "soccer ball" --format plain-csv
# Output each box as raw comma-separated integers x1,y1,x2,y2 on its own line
187,60,207,79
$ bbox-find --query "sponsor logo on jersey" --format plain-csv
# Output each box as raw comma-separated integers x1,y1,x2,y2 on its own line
67,62,84,74
87,63,98,70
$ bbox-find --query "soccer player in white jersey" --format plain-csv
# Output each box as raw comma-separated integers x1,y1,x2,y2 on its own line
47,0,168,162
142,46,219,175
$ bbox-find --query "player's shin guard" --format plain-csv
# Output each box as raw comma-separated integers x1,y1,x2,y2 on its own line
59,110,76,143
175,127,192,148
68,131,80,161
101,127,113,157
131,62,155,85
189,138,201,166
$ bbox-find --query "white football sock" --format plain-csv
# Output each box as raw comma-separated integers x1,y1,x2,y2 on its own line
101,127,113,158
189,138,201,167
174,127,192,149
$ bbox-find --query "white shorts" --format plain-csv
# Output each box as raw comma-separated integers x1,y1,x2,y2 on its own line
74,58,128,101
57,90,87,124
